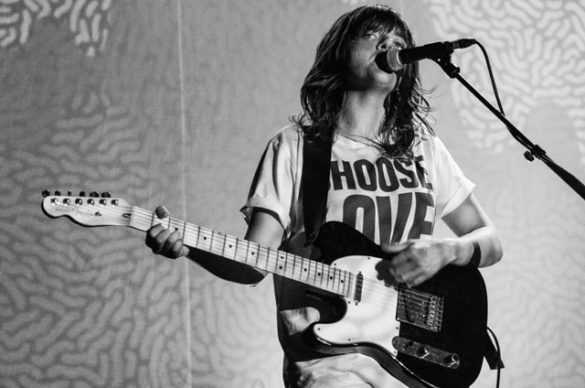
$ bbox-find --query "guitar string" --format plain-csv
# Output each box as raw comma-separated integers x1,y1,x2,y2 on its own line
91,204,443,321
127,206,443,316
109,205,443,316
50,197,442,322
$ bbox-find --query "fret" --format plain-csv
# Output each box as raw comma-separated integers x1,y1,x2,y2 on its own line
311,260,318,287
290,253,297,281
260,247,270,271
210,230,224,256
210,230,217,254
224,236,237,260
341,270,349,297
241,239,250,265
325,264,332,291
182,220,187,240
274,251,285,275
250,242,259,268
198,228,212,251
302,258,309,283
278,253,288,275
336,268,343,295
195,225,201,249
221,232,228,256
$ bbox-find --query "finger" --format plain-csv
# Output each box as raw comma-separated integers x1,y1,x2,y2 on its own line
145,224,166,248
390,250,411,266
404,273,429,288
170,237,189,258
159,230,181,255
382,241,413,254
147,223,165,237
150,228,172,254
392,259,418,278
155,206,170,219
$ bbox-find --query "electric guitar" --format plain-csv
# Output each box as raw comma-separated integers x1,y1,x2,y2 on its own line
41,192,489,388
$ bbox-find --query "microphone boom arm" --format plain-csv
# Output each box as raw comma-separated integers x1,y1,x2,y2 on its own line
434,55,585,202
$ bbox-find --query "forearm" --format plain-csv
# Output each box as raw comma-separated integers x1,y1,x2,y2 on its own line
186,248,267,285
185,208,283,285
449,225,503,268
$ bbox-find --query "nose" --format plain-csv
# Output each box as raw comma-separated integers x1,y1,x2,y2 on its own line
377,36,391,52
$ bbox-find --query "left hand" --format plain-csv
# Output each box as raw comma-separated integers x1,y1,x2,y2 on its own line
383,238,458,287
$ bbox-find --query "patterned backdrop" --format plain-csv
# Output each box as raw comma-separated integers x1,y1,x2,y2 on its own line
1,0,584,387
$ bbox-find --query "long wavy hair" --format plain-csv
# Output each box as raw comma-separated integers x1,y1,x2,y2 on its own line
292,5,433,158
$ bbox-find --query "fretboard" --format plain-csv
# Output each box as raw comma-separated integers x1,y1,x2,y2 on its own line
128,206,355,298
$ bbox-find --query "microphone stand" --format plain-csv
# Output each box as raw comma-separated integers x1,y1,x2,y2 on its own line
433,55,585,202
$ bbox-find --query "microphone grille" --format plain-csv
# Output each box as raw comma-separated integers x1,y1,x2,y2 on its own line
386,47,403,72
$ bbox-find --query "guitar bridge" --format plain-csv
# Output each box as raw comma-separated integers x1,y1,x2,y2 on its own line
396,288,443,332
393,337,460,369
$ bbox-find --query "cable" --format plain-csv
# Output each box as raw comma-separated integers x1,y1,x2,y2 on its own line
474,41,506,116
487,326,502,388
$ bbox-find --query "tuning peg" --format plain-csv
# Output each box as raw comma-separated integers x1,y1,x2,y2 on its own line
89,192,99,198
101,192,111,198
42,190,50,197
55,190,61,196
79,191,86,197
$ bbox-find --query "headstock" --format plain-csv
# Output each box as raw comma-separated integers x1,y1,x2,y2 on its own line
41,190,132,227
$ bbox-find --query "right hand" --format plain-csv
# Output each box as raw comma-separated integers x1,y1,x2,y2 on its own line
145,206,190,259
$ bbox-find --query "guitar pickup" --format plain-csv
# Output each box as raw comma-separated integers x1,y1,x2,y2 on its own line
392,337,460,369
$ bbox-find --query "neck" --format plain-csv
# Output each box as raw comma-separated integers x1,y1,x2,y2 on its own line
336,90,389,138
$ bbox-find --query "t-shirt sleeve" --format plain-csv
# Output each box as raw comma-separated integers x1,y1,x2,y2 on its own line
432,136,475,218
240,127,300,231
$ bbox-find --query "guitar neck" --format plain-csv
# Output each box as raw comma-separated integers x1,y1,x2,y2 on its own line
128,206,355,298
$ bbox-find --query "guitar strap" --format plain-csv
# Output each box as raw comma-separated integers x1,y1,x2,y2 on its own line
302,135,332,246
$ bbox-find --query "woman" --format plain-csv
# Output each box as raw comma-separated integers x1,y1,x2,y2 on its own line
146,5,503,387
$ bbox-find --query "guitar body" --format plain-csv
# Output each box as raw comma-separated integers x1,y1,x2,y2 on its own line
303,221,488,388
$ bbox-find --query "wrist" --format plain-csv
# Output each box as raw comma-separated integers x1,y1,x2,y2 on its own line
466,241,481,268
449,238,479,267
454,239,481,268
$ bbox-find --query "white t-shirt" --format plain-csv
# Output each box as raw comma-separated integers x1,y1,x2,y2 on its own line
242,125,474,388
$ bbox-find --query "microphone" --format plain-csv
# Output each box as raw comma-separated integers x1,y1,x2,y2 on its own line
376,39,476,73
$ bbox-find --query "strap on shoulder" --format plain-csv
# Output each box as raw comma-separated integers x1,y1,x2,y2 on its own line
302,136,332,246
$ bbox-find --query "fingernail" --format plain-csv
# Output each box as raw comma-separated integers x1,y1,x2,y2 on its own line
155,206,169,219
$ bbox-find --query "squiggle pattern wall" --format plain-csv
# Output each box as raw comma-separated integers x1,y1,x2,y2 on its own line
425,0,585,161
0,0,112,56
1,1,584,387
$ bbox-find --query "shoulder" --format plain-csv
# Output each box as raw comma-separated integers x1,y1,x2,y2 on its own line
268,124,303,146
415,126,456,158
263,124,304,158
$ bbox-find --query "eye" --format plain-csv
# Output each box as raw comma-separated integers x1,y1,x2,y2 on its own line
363,31,380,40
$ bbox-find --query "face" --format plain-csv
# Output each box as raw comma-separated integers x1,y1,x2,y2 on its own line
344,28,407,92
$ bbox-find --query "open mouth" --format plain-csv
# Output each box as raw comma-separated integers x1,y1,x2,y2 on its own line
375,51,393,74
